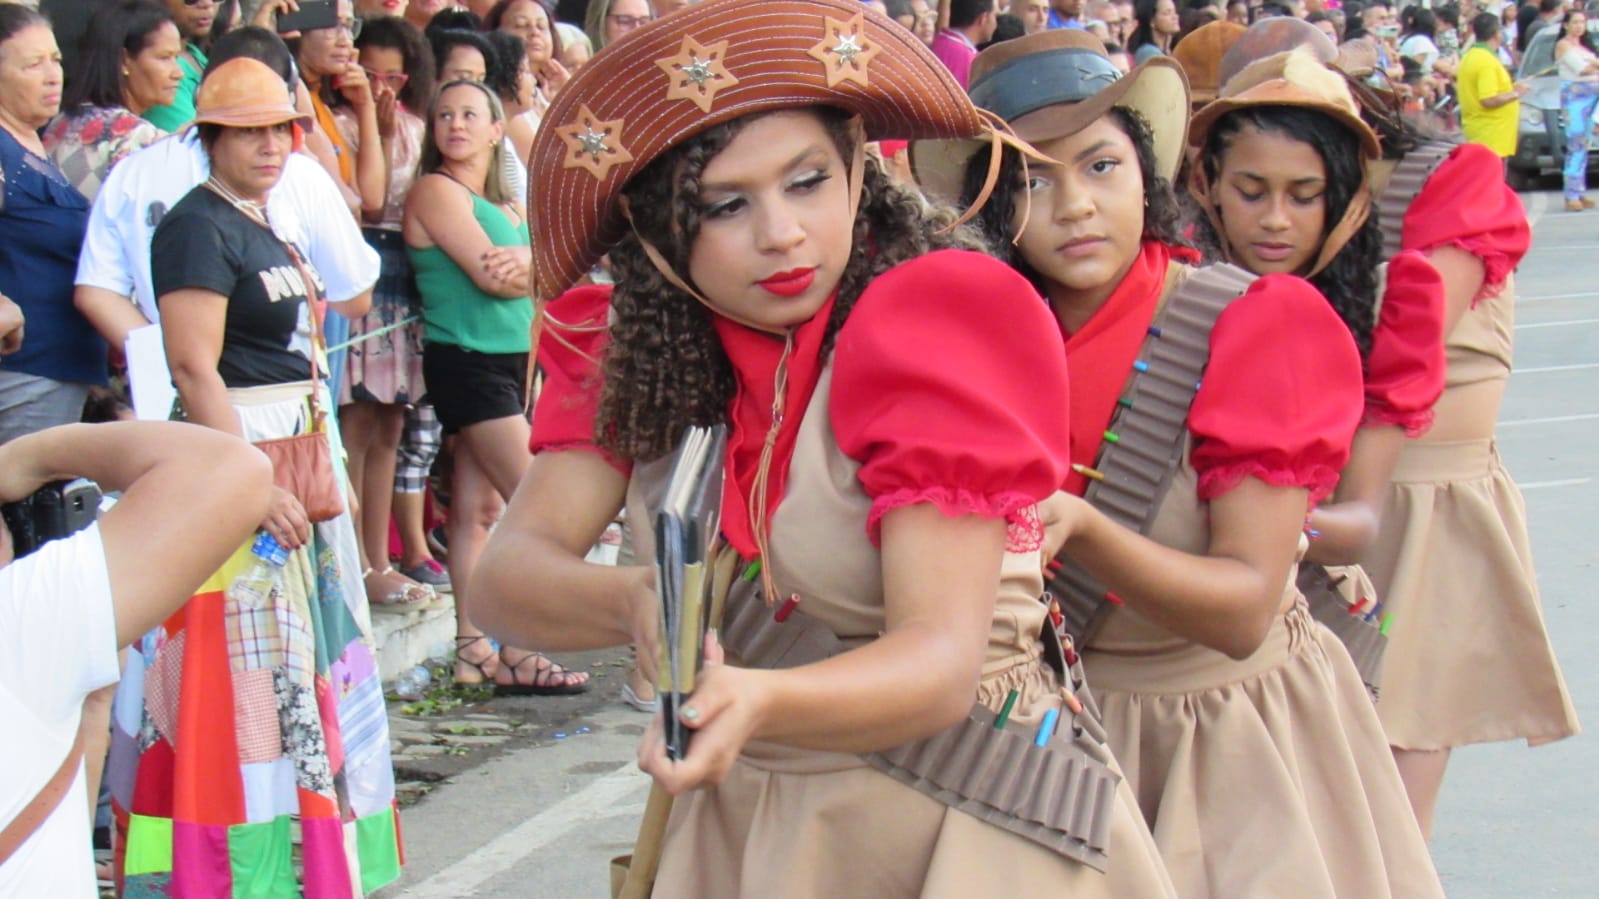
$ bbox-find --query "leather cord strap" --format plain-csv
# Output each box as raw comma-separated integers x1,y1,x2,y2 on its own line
0,730,86,865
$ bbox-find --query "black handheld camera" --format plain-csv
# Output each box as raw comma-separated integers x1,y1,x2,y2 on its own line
1,479,102,559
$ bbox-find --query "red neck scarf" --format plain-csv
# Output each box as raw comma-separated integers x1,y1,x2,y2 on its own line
1060,241,1194,495
711,294,838,558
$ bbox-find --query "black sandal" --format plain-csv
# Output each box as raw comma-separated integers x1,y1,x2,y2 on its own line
453,635,497,686
494,650,591,696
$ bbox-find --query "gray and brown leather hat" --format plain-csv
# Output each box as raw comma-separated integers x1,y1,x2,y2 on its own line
911,29,1189,206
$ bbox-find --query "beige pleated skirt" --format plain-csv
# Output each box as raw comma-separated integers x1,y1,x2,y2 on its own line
1083,601,1443,899
1363,438,1580,750
651,658,1180,898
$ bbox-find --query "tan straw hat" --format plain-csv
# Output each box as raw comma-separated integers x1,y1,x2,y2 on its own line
1173,21,1247,105
528,0,993,299
192,58,311,129
910,29,1189,206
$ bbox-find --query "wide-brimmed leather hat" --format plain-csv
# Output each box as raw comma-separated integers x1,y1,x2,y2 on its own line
1189,47,1379,158
1173,21,1246,105
192,58,310,129
1218,16,1337,87
910,30,1189,207
528,0,990,299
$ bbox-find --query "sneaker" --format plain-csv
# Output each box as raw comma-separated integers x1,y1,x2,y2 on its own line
402,558,452,591
427,525,449,562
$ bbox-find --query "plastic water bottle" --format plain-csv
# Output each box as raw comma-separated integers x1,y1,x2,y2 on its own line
227,532,290,609
391,665,432,701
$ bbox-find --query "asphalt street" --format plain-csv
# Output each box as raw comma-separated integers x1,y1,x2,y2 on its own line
377,188,1599,899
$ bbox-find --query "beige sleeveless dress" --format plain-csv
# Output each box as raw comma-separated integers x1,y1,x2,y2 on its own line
644,367,1179,898
1363,281,1581,749
1082,451,1444,899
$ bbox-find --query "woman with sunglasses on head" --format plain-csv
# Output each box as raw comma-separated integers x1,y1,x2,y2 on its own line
471,1,1178,893
405,78,591,695
925,33,1442,897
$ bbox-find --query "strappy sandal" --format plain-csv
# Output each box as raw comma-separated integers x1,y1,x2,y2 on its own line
453,635,499,686
494,649,591,696
364,566,434,607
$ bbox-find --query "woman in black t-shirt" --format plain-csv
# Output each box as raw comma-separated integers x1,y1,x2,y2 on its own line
122,57,403,893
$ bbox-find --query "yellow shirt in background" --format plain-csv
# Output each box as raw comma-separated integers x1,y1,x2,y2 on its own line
1457,45,1518,157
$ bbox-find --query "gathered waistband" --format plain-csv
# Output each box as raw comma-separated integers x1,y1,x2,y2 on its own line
1391,438,1498,484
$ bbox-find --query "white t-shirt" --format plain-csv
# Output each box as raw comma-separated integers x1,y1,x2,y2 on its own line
75,131,380,323
0,525,118,898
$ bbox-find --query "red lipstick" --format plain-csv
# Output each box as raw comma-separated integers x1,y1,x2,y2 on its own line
757,267,816,297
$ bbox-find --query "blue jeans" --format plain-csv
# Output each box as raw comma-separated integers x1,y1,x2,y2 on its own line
1561,80,1599,200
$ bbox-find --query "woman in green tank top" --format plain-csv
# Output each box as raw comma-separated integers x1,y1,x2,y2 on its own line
402,79,589,695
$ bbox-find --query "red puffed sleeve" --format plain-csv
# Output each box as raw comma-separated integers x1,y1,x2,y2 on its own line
1401,143,1531,306
1365,250,1446,436
1189,273,1363,504
528,284,629,474
830,249,1071,544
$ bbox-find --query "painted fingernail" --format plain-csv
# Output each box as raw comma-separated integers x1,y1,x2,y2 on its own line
681,706,699,721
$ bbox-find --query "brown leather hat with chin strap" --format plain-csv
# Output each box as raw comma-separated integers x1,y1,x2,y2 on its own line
528,0,1002,300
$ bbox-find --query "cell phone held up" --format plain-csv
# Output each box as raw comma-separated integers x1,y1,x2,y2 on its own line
276,0,338,35
1,479,102,560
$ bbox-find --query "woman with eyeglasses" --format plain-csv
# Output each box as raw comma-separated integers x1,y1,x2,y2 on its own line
583,0,652,51
287,0,386,222
330,14,444,609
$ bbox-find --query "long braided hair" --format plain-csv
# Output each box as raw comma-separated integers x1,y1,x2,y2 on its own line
596,107,991,462
960,107,1190,296
1191,105,1381,358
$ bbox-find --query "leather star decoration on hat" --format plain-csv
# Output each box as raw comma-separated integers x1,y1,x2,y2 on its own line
808,12,881,87
656,35,740,113
557,104,635,180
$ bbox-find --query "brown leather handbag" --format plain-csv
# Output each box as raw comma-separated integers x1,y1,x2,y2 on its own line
252,242,345,523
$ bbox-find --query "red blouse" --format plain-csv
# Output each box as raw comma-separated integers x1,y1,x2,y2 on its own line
1188,274,1364,503
830,250,1072,546
1400,142,1532,307
535,253,1074,558
714,249,1071,554
1063,241,1362,505
1363,250,1446,436
527,283,626,473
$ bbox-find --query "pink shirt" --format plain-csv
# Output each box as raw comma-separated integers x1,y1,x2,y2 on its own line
931,29,977,89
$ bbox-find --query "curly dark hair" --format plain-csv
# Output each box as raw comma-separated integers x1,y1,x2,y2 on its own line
355,15,436,111
596,107,990,462
1192,105,1380,357
960,106,1188,297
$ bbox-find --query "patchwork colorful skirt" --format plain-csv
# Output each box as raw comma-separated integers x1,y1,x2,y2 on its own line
109,382,402,897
